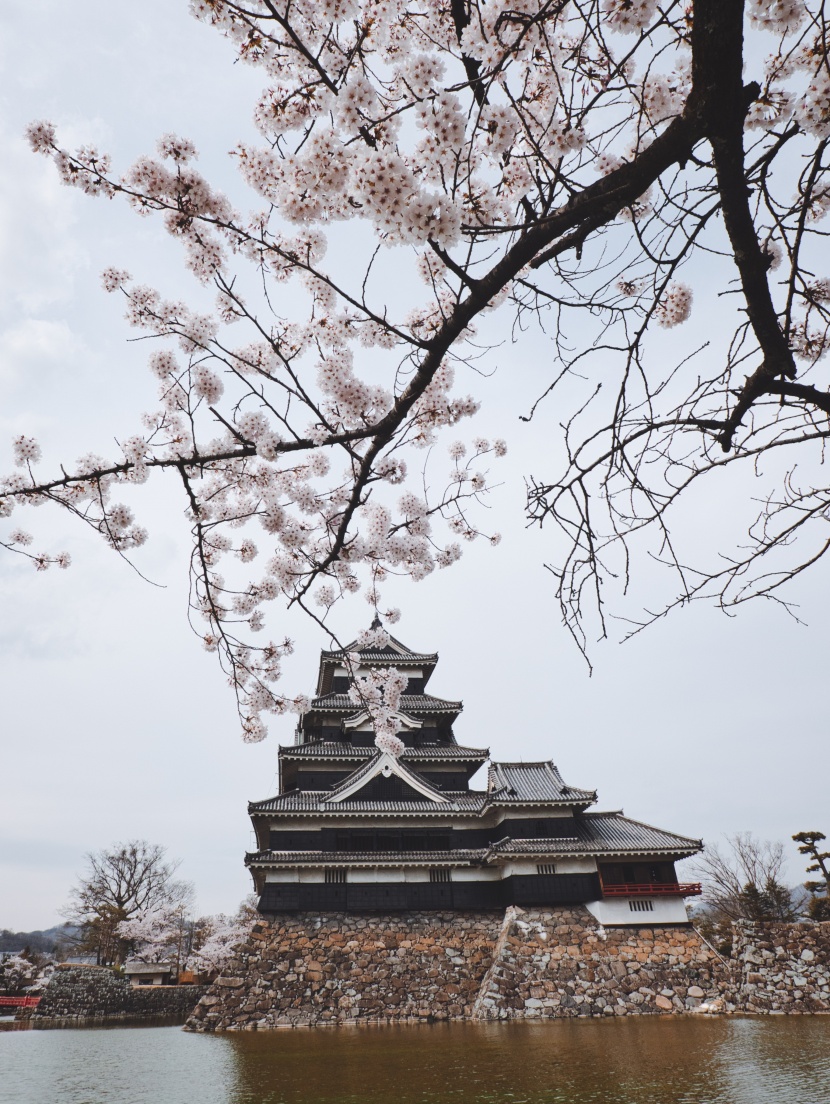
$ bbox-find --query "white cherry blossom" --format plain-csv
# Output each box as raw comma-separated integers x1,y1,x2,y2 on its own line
6,0,830,733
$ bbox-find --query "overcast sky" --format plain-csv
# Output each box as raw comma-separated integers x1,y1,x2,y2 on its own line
1,2,827,932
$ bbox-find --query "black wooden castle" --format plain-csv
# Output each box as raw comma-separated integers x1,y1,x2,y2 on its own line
246,631,702,922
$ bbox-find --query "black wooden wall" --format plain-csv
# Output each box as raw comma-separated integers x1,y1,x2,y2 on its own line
267,817,580,852
257,873,601,913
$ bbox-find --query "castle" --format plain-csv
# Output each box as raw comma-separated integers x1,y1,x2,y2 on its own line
245,628,702,924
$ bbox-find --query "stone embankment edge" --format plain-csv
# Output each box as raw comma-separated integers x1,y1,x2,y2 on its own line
24,964,207,1028
27,914,830,1030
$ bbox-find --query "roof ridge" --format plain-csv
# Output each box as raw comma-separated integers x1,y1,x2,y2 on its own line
278,742,489,755
492,758,559,768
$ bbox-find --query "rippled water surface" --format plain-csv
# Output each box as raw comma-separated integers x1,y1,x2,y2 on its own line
2,1017,830,1104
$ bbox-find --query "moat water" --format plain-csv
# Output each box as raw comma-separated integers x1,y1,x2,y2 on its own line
1,1017,829,1104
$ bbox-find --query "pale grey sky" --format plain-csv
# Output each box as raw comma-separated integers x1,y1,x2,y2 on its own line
0,1,826,931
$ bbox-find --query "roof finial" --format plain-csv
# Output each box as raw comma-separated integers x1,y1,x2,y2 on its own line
370,613,383,629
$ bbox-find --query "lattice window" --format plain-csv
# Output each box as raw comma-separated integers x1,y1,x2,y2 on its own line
429,868,451,883
537,863,556,875
629,899,654,912
324,868,347,884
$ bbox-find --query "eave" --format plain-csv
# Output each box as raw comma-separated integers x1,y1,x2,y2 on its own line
245,848,484,867
485,844,701,862
306,693,463,717
278,743,489,763
248,795,489,818
487,797,596,811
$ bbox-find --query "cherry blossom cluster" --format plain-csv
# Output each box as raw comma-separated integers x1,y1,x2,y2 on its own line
117,905,186,964
0,954,43,993
186,912,254,975
117,903,252,975
10,0,830,733
654,283,693,329
346,631,409,756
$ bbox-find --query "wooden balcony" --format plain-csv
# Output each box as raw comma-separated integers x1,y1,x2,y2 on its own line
0,996,40,1008
601,882,702,898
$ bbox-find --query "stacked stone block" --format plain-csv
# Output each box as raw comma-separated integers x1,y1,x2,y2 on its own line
186,911,503,1031
734,920,830,1013
185,906,731,1031
473,906,730,1019
29,964,206,1026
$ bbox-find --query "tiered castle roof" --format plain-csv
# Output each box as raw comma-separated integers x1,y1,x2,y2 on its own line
245,626,702,918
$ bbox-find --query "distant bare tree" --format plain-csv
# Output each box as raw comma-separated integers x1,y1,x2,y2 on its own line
64,841,192,966
693,833,798,950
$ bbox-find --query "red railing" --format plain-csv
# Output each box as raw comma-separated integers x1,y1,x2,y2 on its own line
0,996,41,1008
601,882,702,898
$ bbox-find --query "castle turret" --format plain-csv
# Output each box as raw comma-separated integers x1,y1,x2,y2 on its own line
246,629,702,922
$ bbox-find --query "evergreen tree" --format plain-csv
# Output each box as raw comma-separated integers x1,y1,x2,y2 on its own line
793,831,830,921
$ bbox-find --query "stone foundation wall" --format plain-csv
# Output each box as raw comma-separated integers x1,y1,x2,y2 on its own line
28,964,207,1026
186,911,504,1031
473,907,731,1019
26,918,830,1031
733,920,830,1013
185,906,732,1031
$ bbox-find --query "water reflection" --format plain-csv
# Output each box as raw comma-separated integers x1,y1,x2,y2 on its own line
0,1023,234,1104
1,1018,829,1104
224,1018,830,1104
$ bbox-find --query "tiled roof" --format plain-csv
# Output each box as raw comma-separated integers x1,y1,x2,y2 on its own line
322,648,438,664
489,813,701,857
246,849,485,866
321,634,438,665
281,742,489,761
249,790,489,816
309,693,462,714
578,812,702,853
487,761,596,805
124,961,175,974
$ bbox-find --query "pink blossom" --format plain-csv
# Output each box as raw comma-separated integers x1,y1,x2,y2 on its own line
101,267,132,293
654,283,693,329
12,435,41,467
25,120,56,153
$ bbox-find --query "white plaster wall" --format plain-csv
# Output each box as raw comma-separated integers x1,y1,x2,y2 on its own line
555,858,598,873
402,868,431,882
269,817,466,829
488,809,577,823
349,867,403,883
452,867,501,882
584,897,690,926
268,819,323,832
267,867,427,883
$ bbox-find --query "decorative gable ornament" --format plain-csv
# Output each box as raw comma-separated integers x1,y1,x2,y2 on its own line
325,750,448,804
